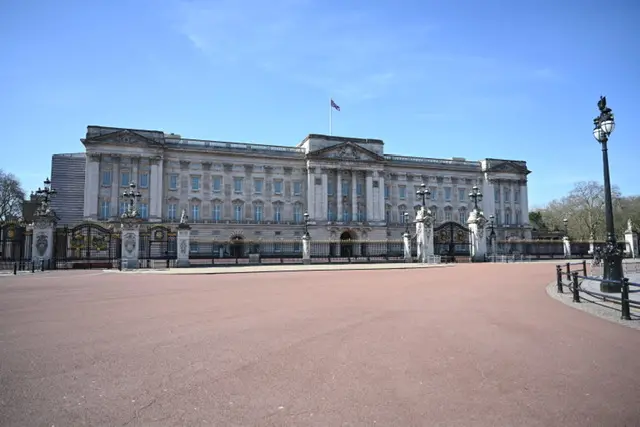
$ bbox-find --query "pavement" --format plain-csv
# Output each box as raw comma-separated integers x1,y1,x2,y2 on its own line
1,265,640,427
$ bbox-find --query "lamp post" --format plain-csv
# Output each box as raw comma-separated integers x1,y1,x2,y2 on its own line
303,212,310,237
469,185,483,211
121,182,142,219
488,214,496,259
563,218,569,237
35,177,57,216
592,96,623,292
416,183,430,209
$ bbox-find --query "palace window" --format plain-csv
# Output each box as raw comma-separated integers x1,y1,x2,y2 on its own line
102,170,112,186
444,187,452,202
169,174,178,190
191,176,200,191
274,204,282,223
234,177,243,194
254,179,263,195
167,203,176,220
273,180,283,195
191,204,200,221
293,181,302,196
342,181,350,196
254,203,263,222
399,186,406,199
234,204,243,221
384,185,390,199
212,203,221,221
120,171,130,187
212,176,222,192
293,204,303,223
100,200,110,219
139,172,149,188
356,182,363,196
139,203,149,219
458,188,465,202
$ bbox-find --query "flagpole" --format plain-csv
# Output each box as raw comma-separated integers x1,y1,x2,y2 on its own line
329,98,333,136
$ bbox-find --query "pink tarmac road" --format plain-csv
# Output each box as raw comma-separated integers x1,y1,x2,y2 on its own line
1,264,639,426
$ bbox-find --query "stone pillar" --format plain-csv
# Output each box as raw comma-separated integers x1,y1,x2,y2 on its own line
110,155,120,217
321,170,328,221
307,167,315,219
336,171,342,222
121,220,141,269
378,174,385,222
84,153,101,219
365,171,373,222
625,227,638,259
403,232,412,263
31,215,57,265
562,236,572,259
302,234,311,265
467,209,488,262
351,171,358,222
176,223,191,267
520,179,529,225
589,233,595,255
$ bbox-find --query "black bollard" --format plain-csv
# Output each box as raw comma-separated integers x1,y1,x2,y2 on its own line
621,278,631,321
13,262,17,275
572,271,580,303
556,265,564,293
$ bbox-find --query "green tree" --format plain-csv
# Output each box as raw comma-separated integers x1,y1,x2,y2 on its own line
0,170,26,222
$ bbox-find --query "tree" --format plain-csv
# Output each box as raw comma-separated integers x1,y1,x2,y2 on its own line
538,180,634,240
0,170,26,222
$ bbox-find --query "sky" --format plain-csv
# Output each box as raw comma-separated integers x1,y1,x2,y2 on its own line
1,0,639,208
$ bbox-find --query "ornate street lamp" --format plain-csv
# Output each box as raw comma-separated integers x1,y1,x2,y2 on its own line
121,182,142,219
592,96,623,292
563,218,569,237
469,185,483,211
416,183,431,209
488,214,496,259
35,177,57,217
303,212,310,237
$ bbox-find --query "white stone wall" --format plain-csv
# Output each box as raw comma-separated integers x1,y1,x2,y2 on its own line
77,128,532,241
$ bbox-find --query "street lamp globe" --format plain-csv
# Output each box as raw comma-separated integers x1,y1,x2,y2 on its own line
600,117,615,135
593,125,607,143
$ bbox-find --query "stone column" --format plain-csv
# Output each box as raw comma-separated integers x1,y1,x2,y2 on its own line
321,170,328,221
375,172,383,222
31,215,57,265
336,171,342,222
589,233,595,255
403,231,412,263
624,224,637,258
365,171,373,222
302,234,311,264
176,223,191,267
520,179,529,225
84,153,101,219
121,220,141,269
110,155,120,217
467,209,488,262
149,157,163,221
562,236,572,259
307,167,315,219
351,171,358,222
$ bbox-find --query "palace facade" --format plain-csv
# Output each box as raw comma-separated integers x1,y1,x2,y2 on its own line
50,126,532,242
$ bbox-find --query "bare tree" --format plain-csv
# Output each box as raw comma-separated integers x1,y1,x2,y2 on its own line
0,170,26,222
539,181,623,240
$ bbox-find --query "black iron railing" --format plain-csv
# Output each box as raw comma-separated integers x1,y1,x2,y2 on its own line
555,262,640,321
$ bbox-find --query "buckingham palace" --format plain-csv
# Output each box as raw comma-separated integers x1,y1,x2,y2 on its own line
50,125,532,243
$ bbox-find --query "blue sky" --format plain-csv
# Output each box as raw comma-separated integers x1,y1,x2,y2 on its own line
1,0,639,208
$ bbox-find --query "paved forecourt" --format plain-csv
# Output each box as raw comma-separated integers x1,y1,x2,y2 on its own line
1,264,639,427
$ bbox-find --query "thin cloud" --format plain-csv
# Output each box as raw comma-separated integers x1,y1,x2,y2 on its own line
168,0,560,103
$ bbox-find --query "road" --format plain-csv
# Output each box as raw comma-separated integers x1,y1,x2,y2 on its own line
1,264,639,426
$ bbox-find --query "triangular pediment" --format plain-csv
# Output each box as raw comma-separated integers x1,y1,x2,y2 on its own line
307,142,384,162
84,129,160,146
487,160,530,175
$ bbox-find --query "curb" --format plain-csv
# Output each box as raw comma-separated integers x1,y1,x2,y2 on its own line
545,281,640,331
103,263,455,275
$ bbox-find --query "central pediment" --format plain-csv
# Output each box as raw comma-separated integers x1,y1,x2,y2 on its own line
486,160,530,175
307,142,384,162
83,129,162,147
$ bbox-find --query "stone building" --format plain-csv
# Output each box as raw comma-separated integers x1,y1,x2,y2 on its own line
50,126,532,243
